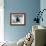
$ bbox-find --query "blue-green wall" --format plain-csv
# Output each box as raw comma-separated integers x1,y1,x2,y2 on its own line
4,0,40,42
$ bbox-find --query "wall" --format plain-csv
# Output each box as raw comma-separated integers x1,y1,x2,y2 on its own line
0,0,4,42
40,0,46,27
4,0,40,42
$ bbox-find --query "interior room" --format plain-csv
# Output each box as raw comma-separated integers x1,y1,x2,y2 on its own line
0,0,46,46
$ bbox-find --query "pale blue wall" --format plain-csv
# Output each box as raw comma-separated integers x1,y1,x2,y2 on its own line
4,0,40,42
40,0,46,27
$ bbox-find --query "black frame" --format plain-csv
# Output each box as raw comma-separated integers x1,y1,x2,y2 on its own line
10,13,26,26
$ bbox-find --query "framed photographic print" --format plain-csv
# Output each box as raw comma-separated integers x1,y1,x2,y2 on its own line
10,13,26,26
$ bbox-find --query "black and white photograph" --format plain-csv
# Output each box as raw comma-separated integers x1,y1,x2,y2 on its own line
10,13,26,26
